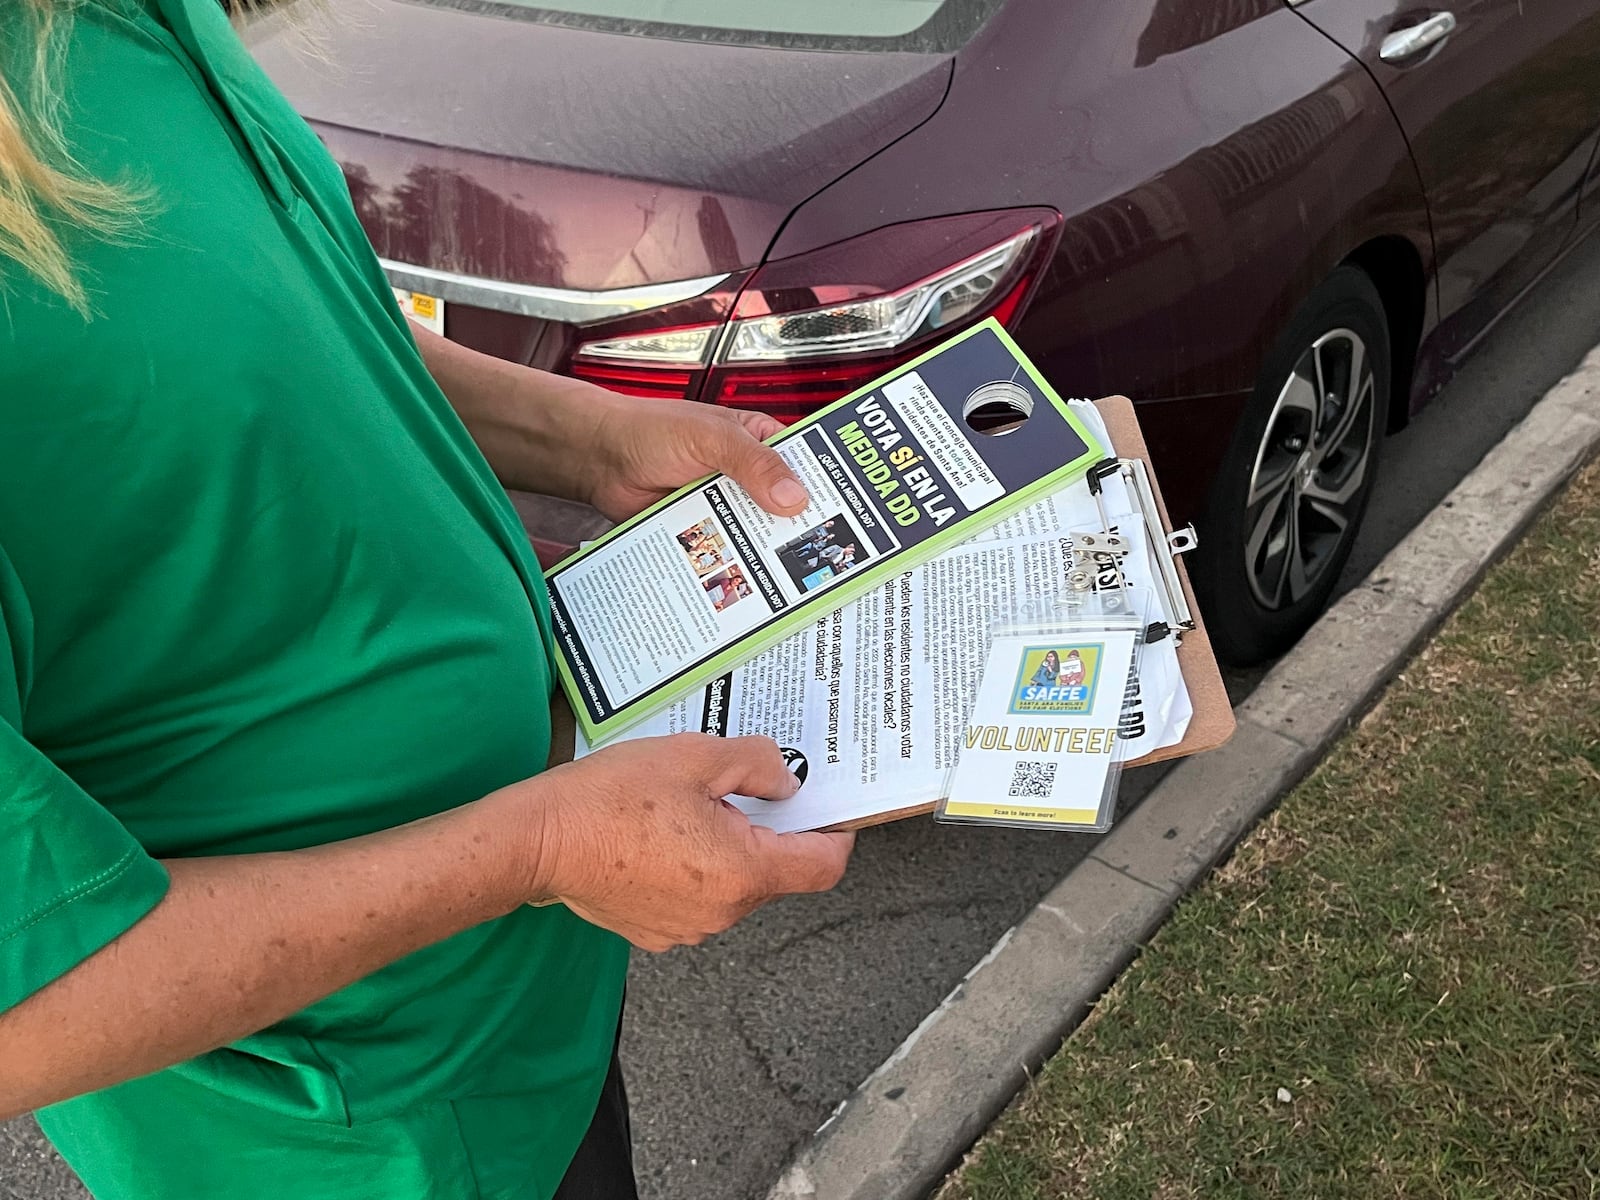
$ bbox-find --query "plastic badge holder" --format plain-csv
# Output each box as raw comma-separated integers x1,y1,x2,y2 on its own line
936,590,1153,833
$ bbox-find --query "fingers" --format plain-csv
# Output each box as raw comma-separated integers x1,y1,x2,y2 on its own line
702,735,802,803
687,735,852,893
730,408,787,443
758,829,856,896
714,420,808,516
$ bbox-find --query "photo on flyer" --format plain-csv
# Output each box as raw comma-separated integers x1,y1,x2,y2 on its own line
774,514,871,593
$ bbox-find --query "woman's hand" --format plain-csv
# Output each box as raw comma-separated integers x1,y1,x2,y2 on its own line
582,389,809,523
518,733,853,952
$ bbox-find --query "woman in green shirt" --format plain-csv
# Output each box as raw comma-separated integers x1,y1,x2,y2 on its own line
0,2,854,1197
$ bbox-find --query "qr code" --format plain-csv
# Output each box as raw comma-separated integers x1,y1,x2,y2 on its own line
1008,760,1057,799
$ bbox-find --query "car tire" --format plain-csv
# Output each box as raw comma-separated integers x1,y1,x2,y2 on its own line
1195,265,1391,665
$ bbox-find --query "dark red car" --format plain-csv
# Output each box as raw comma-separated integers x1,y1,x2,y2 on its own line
256,0,1600,662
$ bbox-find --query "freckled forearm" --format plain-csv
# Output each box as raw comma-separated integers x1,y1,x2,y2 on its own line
0,784,549,1120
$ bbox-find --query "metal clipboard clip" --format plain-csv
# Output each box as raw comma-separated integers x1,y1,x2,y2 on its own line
1074,457,1197,643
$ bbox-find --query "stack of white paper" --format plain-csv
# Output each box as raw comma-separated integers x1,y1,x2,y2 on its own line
574,401,1191,833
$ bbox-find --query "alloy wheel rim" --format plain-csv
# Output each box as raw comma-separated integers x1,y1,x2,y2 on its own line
1243,328,1376,610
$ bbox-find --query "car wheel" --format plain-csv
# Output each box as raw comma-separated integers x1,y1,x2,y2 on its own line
1196,266,1390,665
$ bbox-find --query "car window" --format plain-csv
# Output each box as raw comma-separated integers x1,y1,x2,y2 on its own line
407,0,1007,51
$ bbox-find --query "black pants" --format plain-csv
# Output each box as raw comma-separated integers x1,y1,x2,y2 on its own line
552,1032,638,1200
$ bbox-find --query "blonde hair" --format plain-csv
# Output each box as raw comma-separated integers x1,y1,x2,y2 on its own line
0,0,149,314
3,0,317,313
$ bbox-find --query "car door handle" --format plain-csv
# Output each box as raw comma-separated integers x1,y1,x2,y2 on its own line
1379,12,1458,62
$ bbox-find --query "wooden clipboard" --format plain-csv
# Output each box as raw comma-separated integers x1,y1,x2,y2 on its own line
825,395,1234,830
1088,395,1235,766
547,395,1236,823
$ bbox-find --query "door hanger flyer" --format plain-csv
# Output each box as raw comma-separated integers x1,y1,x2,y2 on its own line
545,319,1108,744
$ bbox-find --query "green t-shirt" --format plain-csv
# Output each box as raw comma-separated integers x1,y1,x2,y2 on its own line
0,2,628,1196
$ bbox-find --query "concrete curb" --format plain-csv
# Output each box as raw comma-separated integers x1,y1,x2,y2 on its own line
767,347,1600,1200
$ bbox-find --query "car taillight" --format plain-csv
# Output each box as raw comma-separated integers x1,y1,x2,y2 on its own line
571,324,712,398
570,209,1060,420
567,361,699,401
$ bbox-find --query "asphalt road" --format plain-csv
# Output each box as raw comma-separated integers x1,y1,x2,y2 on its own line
6,228,1600,1200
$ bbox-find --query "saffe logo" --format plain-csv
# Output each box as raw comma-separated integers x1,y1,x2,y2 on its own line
1009,644,1103,715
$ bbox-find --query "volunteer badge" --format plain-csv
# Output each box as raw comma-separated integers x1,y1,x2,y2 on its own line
1010,643,1103,714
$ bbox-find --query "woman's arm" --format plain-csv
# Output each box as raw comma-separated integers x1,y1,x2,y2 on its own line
411,326,808,523
0,784,540,1120
0,735,850,1120
412,325,613,504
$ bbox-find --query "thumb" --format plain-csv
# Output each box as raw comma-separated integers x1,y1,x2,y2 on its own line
758,829,856,895
708,735,802,803
715,423,808,516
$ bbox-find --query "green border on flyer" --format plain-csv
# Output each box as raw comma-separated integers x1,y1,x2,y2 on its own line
546,317,1109,745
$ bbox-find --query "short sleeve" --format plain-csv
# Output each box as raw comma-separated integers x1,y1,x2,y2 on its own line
0,558,170,1014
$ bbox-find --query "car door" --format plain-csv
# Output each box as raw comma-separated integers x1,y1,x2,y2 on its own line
1291,0,1600,362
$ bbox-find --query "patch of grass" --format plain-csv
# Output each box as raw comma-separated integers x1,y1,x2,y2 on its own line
939,457,1600,1200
